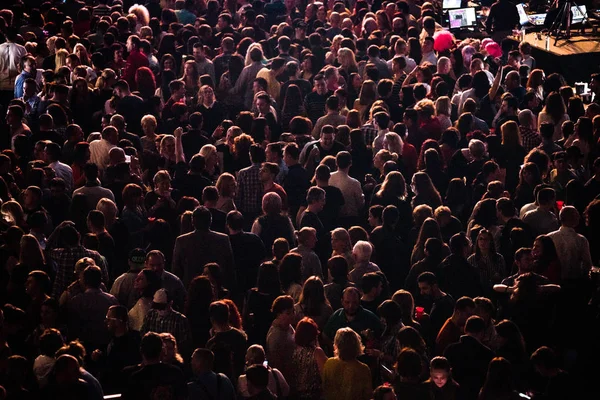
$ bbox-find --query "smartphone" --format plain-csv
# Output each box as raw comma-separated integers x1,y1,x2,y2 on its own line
263,360,268,367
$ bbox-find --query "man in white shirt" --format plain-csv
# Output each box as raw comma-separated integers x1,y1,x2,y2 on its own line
44,142,74,193
0,28,27,105
547,206,592,281
329,151,365,227
372,111,391,154
89,126,118,172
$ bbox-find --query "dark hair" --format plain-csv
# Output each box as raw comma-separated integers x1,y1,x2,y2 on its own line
140,332,164,360
396,348,423,379
256,262,281,295
464,315,485,333
271,295,294,316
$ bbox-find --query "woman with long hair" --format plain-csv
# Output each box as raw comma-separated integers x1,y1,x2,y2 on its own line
294,276,333,331
69,78,95,133
354,80,377,121
371,171,413,236
215,173,237,213
290,317,328,399
349,128,372,181
411,172,443,210
467,198,502,246
322,327,372,400
251,192,296,256
513,162,542,210
199,144,220,182
479,357,520,400
397,326,430,380
1,201,27,229
337,48,359,84
243,261,282,345
330,228,354,271
135,66,156,100
279,253,303,302
468,229,506,293
498,121,527,193
54,49,69,73
445,177,472,226
180,60,200,100
422,148,449,198
185,275,214,348
494,320,527,376
18,234,48,274
531,235,561,283
374,300,404,369
128,269,162,331
347,72,363,107
411,217,450,265
526,69,545,101
391,289,423,331
538,91,569,141
300,53,317,82
435,96,452,131
281,84,306,131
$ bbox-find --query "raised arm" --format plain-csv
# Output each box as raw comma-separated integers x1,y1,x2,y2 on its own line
174,127,185,164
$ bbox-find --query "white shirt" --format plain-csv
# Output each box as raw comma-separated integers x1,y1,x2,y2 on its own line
421,51,438,66
0,41,27,90
49,161,74,193
547,226,592,280
329,170,365,218
89,139,115,171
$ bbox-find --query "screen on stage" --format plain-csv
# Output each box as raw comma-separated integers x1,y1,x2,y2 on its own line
448,8,477,29
571,5,587,24
517,3,529,25
443,0,462,9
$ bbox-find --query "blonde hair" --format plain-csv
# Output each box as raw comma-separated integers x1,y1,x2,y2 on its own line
216,173,236,197
338,47,358,70
19,234,45,268
54,49,69,73
159,135,175,157
384,132,403,157
153,170,171,186
129,4,150,27
199,144,217,159
331,227,352,252
334,327,364,361
435,96,451,116
141,114,157,132
95,68,117,89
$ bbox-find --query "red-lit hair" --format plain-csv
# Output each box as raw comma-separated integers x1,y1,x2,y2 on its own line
294,317,319,347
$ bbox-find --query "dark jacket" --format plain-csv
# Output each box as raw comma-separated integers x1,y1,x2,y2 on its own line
444,335,495,400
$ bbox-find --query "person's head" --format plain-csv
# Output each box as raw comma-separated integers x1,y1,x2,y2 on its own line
39,328,65,357
271,295,295,325
334,327,363,361
417,271,440,299
430,356,452,388
453,296,476,327
191,206,212,231
449,232,471,258
105,305,129,335
26,270,51,298
145,250,166,275
342,287,361,316
209,300,230,327
395,348,423,382
389,290,415,323
531,346,559,376
352,240,373,264
361,272,383,298
140,332,164,362
82,265,102,289
191,348,214,375
536,187,556,209
306,186,326,213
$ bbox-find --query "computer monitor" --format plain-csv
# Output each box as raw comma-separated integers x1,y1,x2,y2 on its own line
529,13,547,25
443,0,462,10
517,3,529,25
448,8,477,29
571,5,587,24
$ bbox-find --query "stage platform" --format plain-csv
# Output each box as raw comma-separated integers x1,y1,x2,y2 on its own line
519,31,600,84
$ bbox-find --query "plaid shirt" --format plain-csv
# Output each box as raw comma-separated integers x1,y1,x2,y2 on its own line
141,309,192,354
235,163,263,215
519,126,542,153
50,246,109,298
361,122,378,149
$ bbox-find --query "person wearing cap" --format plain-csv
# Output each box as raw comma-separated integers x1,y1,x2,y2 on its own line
110,248,147,309
140,288,193,359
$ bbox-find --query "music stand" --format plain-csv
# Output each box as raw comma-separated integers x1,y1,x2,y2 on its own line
549,0,588,44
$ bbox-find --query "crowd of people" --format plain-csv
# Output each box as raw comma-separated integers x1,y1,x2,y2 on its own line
0,0,599,399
